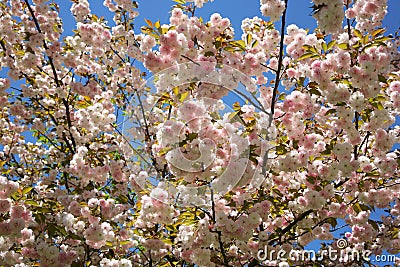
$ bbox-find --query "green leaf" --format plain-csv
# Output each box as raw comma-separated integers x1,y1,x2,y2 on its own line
154,20,160,29
182,218,197,226
278,92,286,100
57,225,67,236
371,28,385,37
337,43,349,50
276,144,288,155
374,94,386,101
251,39,259,48
25,200,40,206
352,40,361,49
48,224,57,237
321,148,331,156
335,102,347,106
354,203,371,212
374,36,391,42
272,187,283,197
49,2,60,12
363,35,369,44
91,14,98,22
365,170,380,177
327,40,336,50
370,101,384,110
120,240,131,246
353,203,361,213
230,40,246,50
186,132,198,142
223,46,236,52
15,50,25,56
308,88,322,96
36,207,52,213
325,109,336,116
141,26,153,34
307,176,316,184
118,195,128,204
353,29,363,39
214,40,222,49
298,52,314,61
179,91,189,102
22,186,33,194
11,191,21,201
335,195,344,203
322,42,327,51
292,139,299,149
165,225,176,231
309,46,318,54
378,74,387,83
68,231,83,240
246,33,252,45
144,18,153,27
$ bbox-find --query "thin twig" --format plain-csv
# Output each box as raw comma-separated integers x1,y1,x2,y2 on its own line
269,0,289,127
267,209,313,246
261,0,289,176
24,0,76,153
210,188,230,267
233,87,270,116
111,123,151,165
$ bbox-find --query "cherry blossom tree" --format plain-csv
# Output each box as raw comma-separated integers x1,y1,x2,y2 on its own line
0,0,399,266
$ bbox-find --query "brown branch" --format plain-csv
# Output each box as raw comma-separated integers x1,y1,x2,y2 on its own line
210,188,231,267
261,0,289,176
354,111,359,159
24,0,76,153
269,0,289,126
181,55,200,65
232,88,270,116
268,209,313,246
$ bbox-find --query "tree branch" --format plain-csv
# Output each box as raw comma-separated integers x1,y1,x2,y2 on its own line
269,0,289,127
24,0,77,153
268,209,313,246
210,188,231,267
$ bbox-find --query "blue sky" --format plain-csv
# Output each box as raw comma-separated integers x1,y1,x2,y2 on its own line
58,0,400,38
